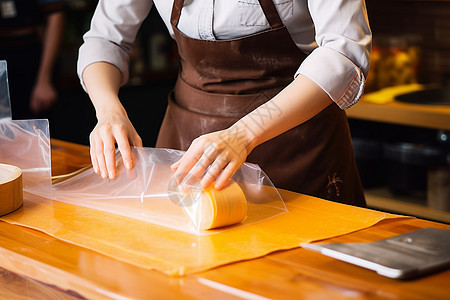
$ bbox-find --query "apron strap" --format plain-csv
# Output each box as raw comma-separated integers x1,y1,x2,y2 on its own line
171,0,184,28
258,0,284,28
171,0,284,30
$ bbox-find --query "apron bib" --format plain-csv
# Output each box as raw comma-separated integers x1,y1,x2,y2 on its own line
156,0,365,206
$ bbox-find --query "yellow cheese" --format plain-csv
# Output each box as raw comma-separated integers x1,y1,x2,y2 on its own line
198,181,247,230
0,163,23,216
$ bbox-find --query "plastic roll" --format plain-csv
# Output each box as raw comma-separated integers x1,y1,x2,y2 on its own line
0,163,23,216
199,181,247,230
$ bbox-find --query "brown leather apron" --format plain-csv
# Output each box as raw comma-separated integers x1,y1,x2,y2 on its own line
156,0,365,206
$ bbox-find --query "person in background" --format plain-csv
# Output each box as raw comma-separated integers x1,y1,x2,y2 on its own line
0,0,65,119
78,0,371,207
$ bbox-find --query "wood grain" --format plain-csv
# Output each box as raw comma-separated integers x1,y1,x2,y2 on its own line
51,139,91,176
0,139,448,299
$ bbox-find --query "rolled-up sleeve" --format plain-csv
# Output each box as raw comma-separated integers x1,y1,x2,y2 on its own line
77,0,153,91
297,0,371,109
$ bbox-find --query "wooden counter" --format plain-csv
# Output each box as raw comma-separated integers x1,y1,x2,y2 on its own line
0,139,449,299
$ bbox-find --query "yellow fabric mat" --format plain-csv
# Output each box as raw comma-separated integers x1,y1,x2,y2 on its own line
0,189,407,276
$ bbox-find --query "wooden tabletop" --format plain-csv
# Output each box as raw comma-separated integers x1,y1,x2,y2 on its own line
0,139,449,300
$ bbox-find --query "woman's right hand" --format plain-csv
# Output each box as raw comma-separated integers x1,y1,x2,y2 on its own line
82,62,142,179
90,107,142,179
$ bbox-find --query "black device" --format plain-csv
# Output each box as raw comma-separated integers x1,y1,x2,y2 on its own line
302,228,450,279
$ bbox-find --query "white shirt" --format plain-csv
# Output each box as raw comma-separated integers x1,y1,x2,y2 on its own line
78,0,372,109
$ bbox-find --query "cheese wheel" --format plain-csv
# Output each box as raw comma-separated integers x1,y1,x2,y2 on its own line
0,163,23,216
198,181,247,230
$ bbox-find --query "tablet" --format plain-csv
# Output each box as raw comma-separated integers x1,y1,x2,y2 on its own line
301,228,450,279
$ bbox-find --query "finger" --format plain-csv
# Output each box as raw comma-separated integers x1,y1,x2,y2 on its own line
131,135,143,147
94,140,108,179
190,151,217,178
115,131,133,170
170,159,181,171
214,161,240,190
89,145,100,174
174,148,204,184
201,155,228,189
90,132,106,177
103,135,117,179
126,165,137,180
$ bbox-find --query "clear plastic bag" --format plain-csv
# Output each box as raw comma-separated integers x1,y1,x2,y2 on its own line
0,119,287,234
0,61,12,119
0,119,52,192
52,147,287,234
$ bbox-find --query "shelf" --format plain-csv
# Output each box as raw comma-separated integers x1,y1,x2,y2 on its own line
347,85,450,131
365,187,450,224
347,100,450,131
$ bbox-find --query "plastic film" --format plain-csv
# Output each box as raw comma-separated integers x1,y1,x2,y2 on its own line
0,61,11,119
51,147,287,234
0,119,52,192
0,119,287,234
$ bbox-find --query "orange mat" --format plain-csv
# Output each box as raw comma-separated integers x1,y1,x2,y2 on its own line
0,189,407,276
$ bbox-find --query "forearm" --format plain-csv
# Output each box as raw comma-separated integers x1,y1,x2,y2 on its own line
82,62,126,119
172,75,334,190
83,62,142,178
236,74,333,153
37,12,65,84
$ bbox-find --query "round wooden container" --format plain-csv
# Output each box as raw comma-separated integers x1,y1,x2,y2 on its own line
0,163,23,216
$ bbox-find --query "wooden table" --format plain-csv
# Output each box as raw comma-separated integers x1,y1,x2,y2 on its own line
0,139,449,300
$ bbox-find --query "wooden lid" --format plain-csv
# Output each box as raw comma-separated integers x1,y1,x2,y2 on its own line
0,163,23,216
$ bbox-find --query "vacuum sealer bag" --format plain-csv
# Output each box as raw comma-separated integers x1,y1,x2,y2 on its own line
51,147,288,234
0,119,52,192
0,61,12,119
0,119,287,234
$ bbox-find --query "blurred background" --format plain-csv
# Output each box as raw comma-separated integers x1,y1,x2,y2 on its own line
348,0,450,223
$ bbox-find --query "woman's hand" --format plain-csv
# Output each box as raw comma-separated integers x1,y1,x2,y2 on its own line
171,124,254,190
171,74,334,190
90,107,142,179
82,62,142,179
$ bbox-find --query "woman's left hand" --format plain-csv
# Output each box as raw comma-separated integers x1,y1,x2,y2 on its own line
171,125,254,190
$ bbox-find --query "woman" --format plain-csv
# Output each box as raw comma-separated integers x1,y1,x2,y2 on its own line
78,0,371,206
